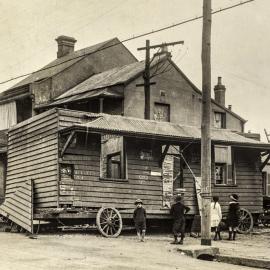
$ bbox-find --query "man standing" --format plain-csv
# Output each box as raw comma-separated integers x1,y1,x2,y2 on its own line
170,195,190,245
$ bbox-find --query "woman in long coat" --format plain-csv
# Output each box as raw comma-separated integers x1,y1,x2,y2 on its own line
227,194,240,240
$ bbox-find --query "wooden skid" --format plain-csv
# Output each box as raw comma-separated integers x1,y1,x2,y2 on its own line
0,180,34,233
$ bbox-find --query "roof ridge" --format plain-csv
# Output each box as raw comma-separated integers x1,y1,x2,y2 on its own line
5,37,120,93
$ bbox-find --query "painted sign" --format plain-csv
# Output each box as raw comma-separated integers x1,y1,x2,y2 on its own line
162,155,174,208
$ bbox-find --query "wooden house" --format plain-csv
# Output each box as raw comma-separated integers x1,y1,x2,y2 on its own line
0,36,267,235
0,108,269,236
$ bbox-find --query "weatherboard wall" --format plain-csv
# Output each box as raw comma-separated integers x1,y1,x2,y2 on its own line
6,108,59,208
58,109,165,212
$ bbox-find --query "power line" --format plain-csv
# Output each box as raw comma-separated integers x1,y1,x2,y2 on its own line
0,0,254,86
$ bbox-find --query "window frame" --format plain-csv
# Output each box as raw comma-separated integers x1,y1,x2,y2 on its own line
214,145,236,186
100,135,127,182
214,111,226,129
153,102,170,122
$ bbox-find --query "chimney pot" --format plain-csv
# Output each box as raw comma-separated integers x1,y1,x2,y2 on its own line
228,105,232,110
55,35,77,58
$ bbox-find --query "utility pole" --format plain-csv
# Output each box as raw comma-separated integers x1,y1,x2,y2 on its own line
201,0,212,246
137,40,184,119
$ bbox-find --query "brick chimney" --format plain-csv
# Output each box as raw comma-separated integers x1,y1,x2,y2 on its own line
55,36,77,58
214,76,226,106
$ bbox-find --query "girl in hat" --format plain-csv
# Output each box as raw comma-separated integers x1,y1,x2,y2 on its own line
226,194,240,240
211,196,222,240
133,199,147,242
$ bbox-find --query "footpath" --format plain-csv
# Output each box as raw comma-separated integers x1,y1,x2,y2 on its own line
175,228,270,269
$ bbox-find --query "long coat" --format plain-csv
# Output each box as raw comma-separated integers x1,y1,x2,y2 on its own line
227,201,240,227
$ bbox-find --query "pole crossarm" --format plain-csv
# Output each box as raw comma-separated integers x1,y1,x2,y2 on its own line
137,41,184,51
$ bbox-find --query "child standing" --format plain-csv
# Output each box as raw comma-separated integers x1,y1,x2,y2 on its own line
170,195,190,245
133,199,146,242
211,196,222,240
226,194,240,241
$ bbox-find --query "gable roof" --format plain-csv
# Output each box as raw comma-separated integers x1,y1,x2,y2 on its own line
13,38,119,89
166,59,247,123
62,113,270,149
45,56,246,123
39,56,166,108
0,38,123,102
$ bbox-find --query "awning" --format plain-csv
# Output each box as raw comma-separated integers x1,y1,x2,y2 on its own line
37,87,123,109
59,113,270,150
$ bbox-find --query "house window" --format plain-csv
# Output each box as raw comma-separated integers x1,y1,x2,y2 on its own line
101,135,126,180
214,145,235,185
262,172,270,196
215,163,226,184
214,112,226,129
154,103,170,122
107,152,121,179
60,164,74,180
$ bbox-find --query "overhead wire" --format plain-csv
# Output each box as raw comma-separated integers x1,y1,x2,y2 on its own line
0,0,255,86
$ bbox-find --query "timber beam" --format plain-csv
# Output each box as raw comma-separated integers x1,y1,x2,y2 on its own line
159,144,170,167
260,151,270,171
60,131,76,157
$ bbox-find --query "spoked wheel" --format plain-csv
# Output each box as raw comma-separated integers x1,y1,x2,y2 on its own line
96,207,123,238
237,208,253,234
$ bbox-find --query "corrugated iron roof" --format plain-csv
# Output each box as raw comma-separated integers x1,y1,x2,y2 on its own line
55,61,146,100
43,56,164,107
4,38,117,93
48,87,123,107
64,113,270,148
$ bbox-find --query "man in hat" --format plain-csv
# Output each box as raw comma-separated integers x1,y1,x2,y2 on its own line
170,195,190,244
226,193,240,240
133,199,147,242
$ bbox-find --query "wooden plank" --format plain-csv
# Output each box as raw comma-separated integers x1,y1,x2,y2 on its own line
72,201,162,209
7,163,57,179
59,196,162,206
73,175,163,187
8,114,58,140
0,179,33,233
8,135,57,158
62,154,100,161
61,188,162,199
8,108,57,132
7,153,58,172
0,208,32,232
60,180,162,191
8,122,58,148
8,145,58,165
6,174,57,187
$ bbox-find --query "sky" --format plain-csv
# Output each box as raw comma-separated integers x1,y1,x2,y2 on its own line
0,0,269,140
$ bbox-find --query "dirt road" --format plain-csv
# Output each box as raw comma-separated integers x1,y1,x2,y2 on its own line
0,232,264,270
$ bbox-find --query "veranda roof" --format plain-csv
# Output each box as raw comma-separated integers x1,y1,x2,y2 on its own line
61,113,270,149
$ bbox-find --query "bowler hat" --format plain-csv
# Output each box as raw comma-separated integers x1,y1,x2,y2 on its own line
135,199,143,205
230,194,239,201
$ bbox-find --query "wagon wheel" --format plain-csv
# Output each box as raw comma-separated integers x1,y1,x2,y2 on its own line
96,207,123,238
237,208,253,234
